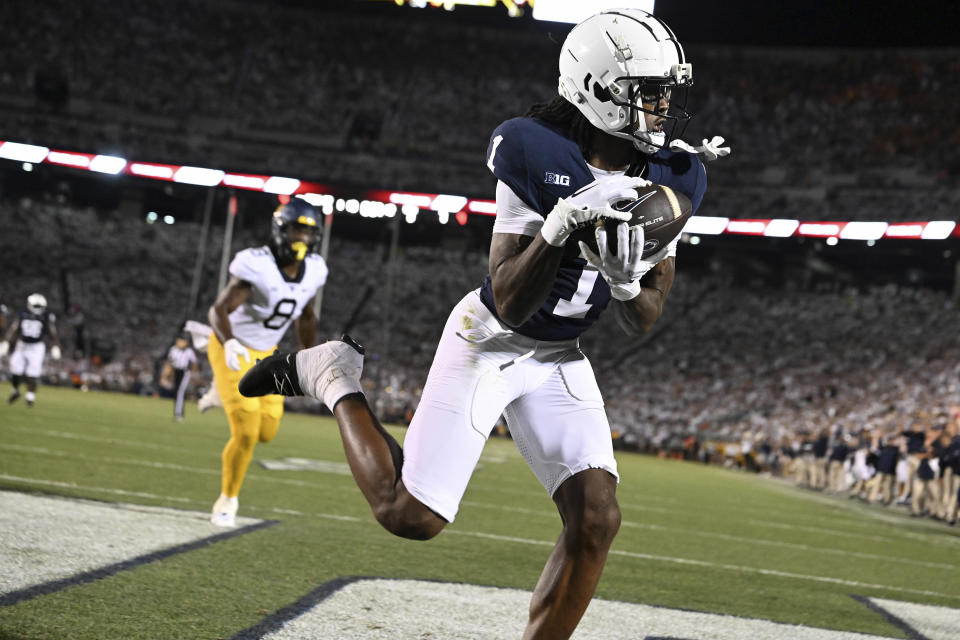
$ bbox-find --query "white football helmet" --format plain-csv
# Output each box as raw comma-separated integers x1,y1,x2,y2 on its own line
27,293,47,315
558,9,693,155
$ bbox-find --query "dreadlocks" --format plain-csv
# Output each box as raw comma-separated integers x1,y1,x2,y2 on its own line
524,96,647,177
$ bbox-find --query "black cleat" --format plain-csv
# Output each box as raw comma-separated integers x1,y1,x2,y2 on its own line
237,335,365,399
8,390,20,404
238,351,303,398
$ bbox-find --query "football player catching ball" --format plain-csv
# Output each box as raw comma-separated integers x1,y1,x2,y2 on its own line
239,9,727,639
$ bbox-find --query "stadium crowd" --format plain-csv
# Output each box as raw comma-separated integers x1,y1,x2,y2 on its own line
0,0,958,221
1,2,958,531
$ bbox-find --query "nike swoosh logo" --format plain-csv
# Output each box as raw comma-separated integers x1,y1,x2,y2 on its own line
615,190,658,214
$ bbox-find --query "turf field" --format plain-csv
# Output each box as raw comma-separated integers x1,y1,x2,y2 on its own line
1,384,959,640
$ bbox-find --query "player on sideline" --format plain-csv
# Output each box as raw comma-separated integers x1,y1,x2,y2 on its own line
1,293,61,407
208,199,327,526
240,9,726,639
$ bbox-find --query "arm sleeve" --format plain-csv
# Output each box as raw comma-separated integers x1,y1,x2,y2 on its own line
491,181,545,237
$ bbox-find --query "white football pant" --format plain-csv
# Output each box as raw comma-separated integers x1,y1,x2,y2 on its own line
401,290,618,522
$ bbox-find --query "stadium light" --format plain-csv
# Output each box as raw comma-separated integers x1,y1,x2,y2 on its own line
89,155,127,175
0,141,49,163
763,219,801,238
173,166,225,186
922,221,956,240
839,221,887,241
430,194,468,214
263,176,301,195
468,200,497,214
683,216,728,235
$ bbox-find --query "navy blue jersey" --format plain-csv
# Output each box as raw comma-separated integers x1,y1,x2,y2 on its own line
479,116,707,341
16,310,51,344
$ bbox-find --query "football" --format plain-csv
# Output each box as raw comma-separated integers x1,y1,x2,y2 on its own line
571,183,693,259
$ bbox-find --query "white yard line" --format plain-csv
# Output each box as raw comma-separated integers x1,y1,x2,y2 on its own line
447,530,960,602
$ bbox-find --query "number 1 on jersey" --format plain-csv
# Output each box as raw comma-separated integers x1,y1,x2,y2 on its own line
552,269,599,318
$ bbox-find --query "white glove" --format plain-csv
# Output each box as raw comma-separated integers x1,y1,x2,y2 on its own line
669,136,731,162
540,176,649,247
578,224,656,301
223,338,250,371
0,341,8,357
50,345,61,360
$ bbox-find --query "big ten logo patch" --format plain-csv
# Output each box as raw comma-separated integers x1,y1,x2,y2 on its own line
544,172,570,186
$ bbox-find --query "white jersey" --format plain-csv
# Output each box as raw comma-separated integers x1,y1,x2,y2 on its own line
228,246,327,351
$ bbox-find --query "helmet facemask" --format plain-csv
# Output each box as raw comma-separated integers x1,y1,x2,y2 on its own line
612,74,692,154
271,201,321,267
557,9,694,156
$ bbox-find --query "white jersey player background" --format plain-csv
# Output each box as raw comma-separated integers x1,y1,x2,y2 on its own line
207,198,326,527
227,246,327,351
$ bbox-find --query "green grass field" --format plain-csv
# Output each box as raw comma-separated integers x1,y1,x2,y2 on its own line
1,384,959,640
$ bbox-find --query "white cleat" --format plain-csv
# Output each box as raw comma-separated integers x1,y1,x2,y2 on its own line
296,340,364,410
197,387,221,413
210,494,238,527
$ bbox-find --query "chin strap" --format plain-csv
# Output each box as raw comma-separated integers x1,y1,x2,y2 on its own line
669,136,731,162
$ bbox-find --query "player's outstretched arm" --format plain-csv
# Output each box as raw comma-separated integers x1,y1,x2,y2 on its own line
612,256,675,337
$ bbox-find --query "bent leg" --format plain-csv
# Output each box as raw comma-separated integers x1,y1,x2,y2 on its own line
524,469,620,640
326,292,523,540
333,394,445,540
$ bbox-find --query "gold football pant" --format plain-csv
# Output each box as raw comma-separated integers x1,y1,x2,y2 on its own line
208,334,284,498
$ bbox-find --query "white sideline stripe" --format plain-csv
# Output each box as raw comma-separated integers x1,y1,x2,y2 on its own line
749,519,960,549
446,530,960,602
8,426,180,452
2,444,352,491
618,522,958,571
0,475,194,502
464,500,957,570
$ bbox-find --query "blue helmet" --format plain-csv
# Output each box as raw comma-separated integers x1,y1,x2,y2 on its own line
271,199,321,266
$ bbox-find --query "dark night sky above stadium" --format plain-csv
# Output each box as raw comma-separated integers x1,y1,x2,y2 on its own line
324,0,959,48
